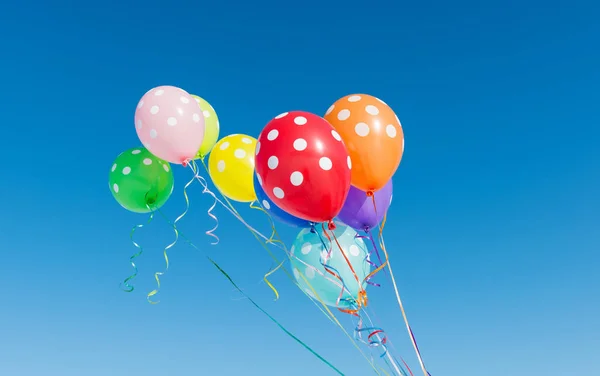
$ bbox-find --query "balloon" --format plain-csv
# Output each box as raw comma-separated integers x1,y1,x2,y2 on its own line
290,225,370,309
108,147,174,213
337,179,393,231
324,94,404,193
191,95,220,159
135,85,205,165
253,173,310,228
208,134,257,202
255,111,351,223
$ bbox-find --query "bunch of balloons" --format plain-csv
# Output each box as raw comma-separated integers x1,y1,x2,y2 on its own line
108,85,405,310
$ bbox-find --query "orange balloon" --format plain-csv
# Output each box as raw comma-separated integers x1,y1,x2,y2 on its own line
324,94,404,193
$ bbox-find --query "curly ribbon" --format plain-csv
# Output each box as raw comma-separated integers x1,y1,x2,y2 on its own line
249,200,286,301
120,205,155,293
378,213,429,376
313,225,411,376
146,161,196,304
354,233,381,287
154,210,345,375
321,223,368,314
192,162,383,374
196,159,287,300
190,160,219,245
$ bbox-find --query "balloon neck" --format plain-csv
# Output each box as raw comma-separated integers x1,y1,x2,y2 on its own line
182,159,189,167
309,223,317,233
145,191,158,205
366,190,374,197
327,220,336,231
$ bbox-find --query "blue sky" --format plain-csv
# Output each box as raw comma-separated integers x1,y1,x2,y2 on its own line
1,0,599,375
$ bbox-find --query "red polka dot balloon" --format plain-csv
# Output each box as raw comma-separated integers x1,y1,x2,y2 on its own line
255,111,352,224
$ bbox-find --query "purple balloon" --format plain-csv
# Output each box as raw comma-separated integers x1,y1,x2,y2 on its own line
337,180,393,231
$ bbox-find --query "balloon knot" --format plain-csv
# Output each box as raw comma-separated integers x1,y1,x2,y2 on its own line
309,223,317,233
327,220,336,230
182,160,188,167
366,190,374,197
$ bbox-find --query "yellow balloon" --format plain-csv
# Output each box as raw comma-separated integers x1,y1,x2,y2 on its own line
208,134,257,202
191,95,220,159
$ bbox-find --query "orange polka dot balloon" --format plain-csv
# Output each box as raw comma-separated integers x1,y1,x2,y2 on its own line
324,94,404,193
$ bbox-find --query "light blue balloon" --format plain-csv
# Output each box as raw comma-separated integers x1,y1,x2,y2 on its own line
290,225,371,309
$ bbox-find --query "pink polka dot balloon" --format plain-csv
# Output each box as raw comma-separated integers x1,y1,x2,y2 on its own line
134,86,205,165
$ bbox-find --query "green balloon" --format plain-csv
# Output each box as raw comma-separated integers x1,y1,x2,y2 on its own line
108,147,174,213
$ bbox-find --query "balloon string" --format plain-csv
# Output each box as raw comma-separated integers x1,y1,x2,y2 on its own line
362,231,388,287
193,164,381,374
249,200,286,301
190,160,219,245
153,210,345,375
146,166,195,304
354,234,382,287
378,214,429,376
194,160,286,251
314,226,410,376
324,224,368,311
120,206,154,292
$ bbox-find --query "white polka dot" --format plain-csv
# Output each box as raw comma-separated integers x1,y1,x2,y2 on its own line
386,124,397,138
348,95,362,102
132,149,141,155
137,100,144,109
256,174,263,186
180,96,190,104
193,113,201,123
143,158,152,165
203,110,210,118
290,245,296,256
149,129,158,139
293,138,307,151
113,183,119,193
293,268,300,280
150,106,159,115
337,109,351,121
290,171,303,186
326,105,335,115
234,149,246,159
305,267,316,279
241,137,252,144
275,112,288,119
301,242,312,254
154,89,164,96
355,122,370,137
294,116,307,125
163,163,170,172
347,156,352,169
331,130,341,141
217,160,226,172
167,117,177,126
268,156,279,169
194,96,201,103
273,187,284,199
319,157,332,171
255,142,261,155
136,119,142,129
365,105,379,115
219,141,230,150
349,244,360,257
262,200,271,210
122,166,131,175
267,129,279,141
111,164,117,172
